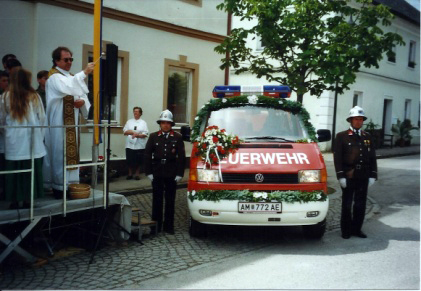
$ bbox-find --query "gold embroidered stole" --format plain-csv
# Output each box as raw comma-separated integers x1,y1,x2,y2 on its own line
48,68,79,169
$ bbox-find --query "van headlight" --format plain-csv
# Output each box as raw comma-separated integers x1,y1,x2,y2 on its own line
197,169,221,182
298,170,320,183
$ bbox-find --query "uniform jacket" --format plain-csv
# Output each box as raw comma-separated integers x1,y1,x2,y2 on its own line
144,130,186,178
334,129,377,180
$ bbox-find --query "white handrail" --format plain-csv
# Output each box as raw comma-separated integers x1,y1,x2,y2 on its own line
0,123,116,220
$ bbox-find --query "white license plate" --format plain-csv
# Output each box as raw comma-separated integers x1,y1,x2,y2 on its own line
238,202,282,213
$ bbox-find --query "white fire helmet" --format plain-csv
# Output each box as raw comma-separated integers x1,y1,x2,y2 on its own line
156,109,175,126
346,106,367,122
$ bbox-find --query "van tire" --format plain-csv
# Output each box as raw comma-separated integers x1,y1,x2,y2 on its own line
302,219,326,239
189,216,207,237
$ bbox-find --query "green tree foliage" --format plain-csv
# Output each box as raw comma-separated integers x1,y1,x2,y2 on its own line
215,0,404,103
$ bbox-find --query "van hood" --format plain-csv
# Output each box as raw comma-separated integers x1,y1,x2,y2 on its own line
197,143,324,173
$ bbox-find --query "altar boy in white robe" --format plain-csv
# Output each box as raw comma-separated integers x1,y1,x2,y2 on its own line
43,46,95,199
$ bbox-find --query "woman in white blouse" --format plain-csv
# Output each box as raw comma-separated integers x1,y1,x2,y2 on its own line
0,68,46,209
123,106,148,180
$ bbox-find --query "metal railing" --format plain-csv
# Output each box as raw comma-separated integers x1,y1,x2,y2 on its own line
0,123,111,220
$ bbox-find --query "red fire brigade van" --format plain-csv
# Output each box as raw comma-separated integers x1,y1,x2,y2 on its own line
180,85,331,239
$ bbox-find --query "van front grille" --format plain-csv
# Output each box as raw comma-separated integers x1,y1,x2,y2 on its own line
221,173,298,184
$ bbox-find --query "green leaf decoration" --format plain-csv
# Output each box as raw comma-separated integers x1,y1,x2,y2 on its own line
188,189,327,203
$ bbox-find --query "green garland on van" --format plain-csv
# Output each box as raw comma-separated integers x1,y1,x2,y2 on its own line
190,95,317,143
187,189,327,203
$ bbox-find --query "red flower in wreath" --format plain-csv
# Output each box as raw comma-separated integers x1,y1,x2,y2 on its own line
195,125,242,166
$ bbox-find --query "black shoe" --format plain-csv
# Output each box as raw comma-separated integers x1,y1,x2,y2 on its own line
342,233,351,239
134,176,140,180
9,202,19,210
126,175,133,180
353,231,367,238
53,189,63,199
164,229,175,235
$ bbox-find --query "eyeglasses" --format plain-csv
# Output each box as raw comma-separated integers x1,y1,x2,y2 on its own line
61,57,74,63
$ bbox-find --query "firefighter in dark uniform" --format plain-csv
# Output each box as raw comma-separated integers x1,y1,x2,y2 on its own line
334,106,377,239
144,110,185,234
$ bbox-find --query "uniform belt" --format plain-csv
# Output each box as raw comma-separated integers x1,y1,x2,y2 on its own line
155,158,175,164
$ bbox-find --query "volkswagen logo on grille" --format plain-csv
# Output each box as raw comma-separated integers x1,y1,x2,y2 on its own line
255,173,264,183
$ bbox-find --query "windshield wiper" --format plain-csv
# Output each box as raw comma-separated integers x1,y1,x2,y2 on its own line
244,136,295,142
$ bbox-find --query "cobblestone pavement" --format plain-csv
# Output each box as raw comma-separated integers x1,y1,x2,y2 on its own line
0,189,374,290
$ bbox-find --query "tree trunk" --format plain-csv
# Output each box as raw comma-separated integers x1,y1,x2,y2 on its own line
297,93,304,103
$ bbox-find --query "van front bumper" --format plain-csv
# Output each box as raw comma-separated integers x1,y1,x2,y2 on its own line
188,197,329,226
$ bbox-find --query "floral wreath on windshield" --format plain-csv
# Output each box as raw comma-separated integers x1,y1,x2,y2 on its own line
195,125,242,166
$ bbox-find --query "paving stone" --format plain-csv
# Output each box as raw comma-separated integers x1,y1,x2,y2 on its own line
0,187,375,290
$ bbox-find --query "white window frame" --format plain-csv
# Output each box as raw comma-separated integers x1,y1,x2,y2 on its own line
387,45,396,63
256,37,265,52
405,99,411,120
352,91,363,107
408,41,416,68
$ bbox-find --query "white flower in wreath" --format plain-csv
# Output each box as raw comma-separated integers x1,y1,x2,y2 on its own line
253,192,268,199
191,190,196,196
307,139,312,143
278,100,283,104
316,193,322,199
222,98,227,103
247,95,258,104
195,116,199,121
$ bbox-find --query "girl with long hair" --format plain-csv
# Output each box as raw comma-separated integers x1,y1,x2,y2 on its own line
0,67,46,209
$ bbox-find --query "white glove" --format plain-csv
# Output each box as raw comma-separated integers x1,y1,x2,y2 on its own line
174,176,182,183
339,178,347,188
368,178,376,187
147,174,153,181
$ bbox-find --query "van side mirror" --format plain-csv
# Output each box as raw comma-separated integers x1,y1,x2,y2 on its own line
180,125,191,141
317,129,331,142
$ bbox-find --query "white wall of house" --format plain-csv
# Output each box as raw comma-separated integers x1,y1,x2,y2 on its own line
0,0,227,161
81,0,227,35
229,7,420,151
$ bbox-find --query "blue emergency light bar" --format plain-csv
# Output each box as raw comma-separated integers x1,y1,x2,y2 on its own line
212,85,291,98
212,85,241,98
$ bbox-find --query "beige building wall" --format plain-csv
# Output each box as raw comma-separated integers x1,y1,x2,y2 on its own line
0,0,228,160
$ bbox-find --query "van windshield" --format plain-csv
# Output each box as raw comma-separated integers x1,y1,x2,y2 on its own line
207,106,309,141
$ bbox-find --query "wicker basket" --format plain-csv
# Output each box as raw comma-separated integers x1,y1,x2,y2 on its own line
69,183,91,199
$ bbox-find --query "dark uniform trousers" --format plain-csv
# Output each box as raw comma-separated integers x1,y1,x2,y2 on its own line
334,129,377,237
144,130,186,233
341,177,369,235
152,176,177,232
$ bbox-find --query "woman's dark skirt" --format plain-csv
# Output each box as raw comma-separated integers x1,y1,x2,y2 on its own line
5,157,45,203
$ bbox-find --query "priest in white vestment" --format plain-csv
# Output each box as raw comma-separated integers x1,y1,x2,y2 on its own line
43,46,95,198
